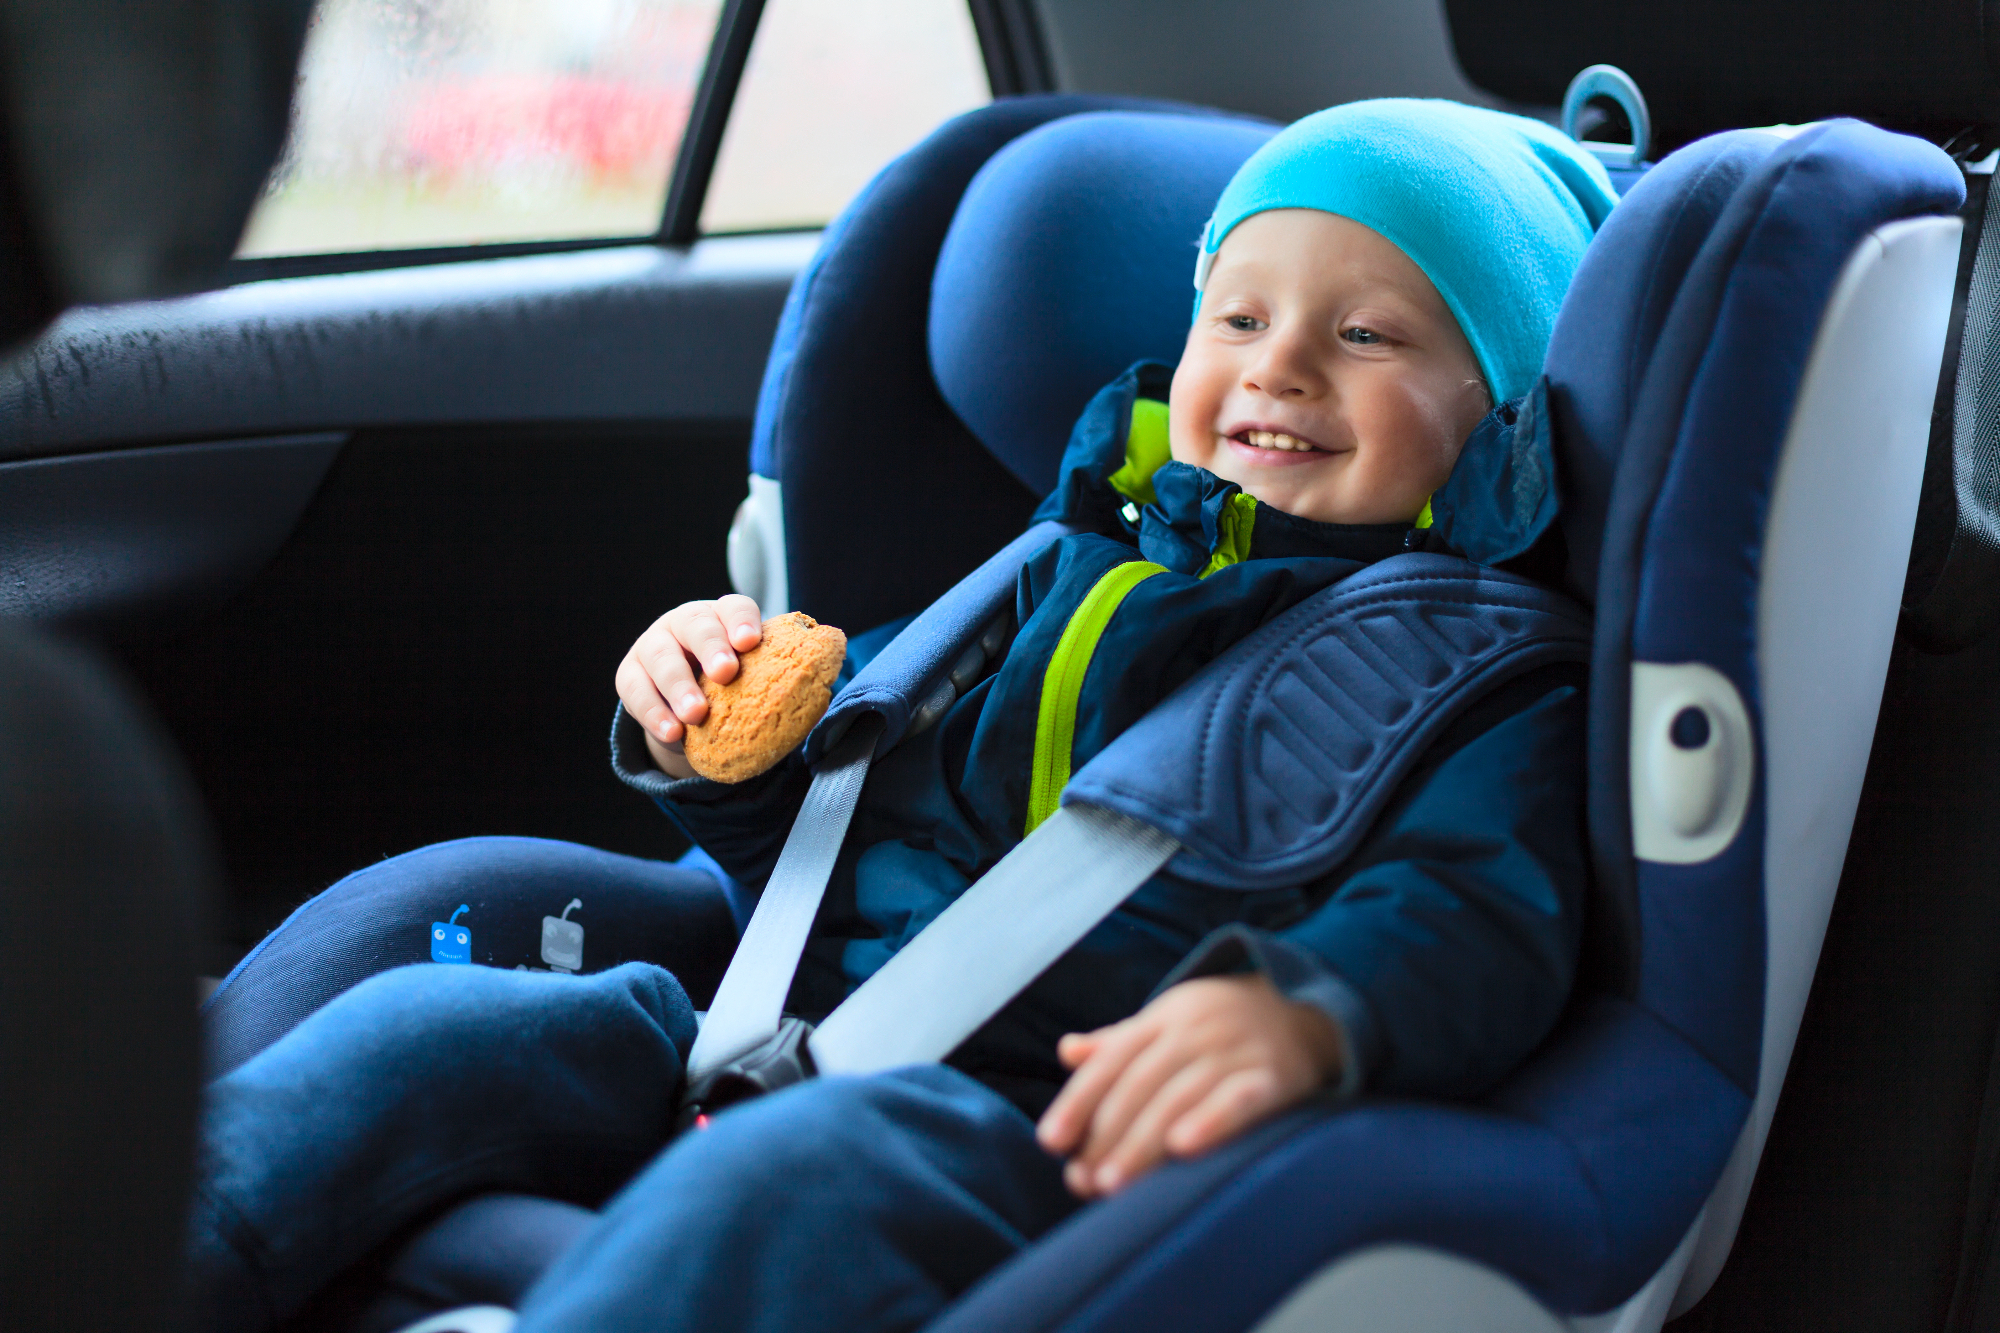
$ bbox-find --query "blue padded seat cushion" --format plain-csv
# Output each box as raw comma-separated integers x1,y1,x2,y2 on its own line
1573,125,1962,1070
1540,124,1964,1020
928,111,1276,496
754,95,1266,633
930,997,1746,1330
1062,554,1592,889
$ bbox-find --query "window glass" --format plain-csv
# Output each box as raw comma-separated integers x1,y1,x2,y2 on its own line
699,0,989,234
237,0,723,259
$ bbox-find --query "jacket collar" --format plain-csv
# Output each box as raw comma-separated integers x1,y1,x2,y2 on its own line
1031,359,1560,575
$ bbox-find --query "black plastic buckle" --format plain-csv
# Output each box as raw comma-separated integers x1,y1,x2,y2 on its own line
676,1015,817,1133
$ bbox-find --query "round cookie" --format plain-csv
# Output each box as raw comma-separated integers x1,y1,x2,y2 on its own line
682,612,847,784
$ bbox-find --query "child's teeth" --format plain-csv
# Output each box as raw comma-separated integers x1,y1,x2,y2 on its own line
1241,430,1314,451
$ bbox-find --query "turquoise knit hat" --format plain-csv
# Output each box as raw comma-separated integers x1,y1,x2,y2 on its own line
1195,99,1618,404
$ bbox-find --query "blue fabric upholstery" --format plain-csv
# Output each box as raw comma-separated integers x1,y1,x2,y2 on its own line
932,998,1746,1331
1580,124,1962,1041
752,95,1266,634
202,837,737,1076
927,111,1275,495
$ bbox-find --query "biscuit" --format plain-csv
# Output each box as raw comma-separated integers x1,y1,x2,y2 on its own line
682,612,847,784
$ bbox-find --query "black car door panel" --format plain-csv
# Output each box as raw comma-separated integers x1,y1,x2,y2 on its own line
0,432,343,636
0,236,811,458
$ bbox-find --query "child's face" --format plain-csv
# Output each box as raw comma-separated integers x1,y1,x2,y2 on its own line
1169,209,1491,525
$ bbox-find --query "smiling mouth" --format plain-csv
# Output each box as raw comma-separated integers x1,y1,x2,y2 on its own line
1231,429,1324,453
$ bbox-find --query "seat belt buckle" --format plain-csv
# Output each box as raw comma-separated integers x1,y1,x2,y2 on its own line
676,1014,817,1133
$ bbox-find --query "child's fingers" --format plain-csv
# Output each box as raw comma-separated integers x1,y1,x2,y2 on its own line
715,594,764,651
1056,1030,1106,1070
616,652,684,744
634,621,709,724
666,602,743,685
1037,1020,1148,1157
1088,1059,1219,1194
1163,1066,1287,1159
1073,1024,1197,1172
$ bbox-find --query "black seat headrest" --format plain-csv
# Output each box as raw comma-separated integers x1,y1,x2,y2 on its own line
1444,1,2000,152
0,0,311,346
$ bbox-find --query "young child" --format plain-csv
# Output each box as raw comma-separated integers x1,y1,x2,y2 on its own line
190,100,1616,1333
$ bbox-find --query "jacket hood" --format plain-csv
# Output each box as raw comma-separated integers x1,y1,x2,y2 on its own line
1033,360,1561,573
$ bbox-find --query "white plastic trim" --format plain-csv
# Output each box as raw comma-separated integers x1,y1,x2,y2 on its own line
1247,1245,1569,1333
1629,662,1754,863
391,1306,517,1333
1671,212,1963,1313
725,473,789,616
1570,1214,1704,1333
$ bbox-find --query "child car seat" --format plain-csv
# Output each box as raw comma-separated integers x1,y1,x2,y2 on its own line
246,94,1966,1333
709,109,1961,1333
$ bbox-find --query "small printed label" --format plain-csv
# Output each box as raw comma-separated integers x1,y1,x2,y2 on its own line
541,898,584,972
431,904,472,964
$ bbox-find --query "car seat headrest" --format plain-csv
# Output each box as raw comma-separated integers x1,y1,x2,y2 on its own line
928,111,1275,497
1445,0,2000,154
1542,132,1779,605
0,0,311,348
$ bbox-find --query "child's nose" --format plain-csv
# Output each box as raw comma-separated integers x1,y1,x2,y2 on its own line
1243,328,1326,399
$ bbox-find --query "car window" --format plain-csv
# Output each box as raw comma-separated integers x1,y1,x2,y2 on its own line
698,0,990,234
237,0,724,259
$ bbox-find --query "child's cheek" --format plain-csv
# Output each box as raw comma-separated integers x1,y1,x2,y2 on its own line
1166,343,1219,467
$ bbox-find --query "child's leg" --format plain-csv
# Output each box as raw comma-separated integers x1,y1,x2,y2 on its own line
514,1065,1080,1333
187,960,695,1333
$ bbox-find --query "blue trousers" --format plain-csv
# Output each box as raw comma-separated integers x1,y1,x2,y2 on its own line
192,838,1079,1333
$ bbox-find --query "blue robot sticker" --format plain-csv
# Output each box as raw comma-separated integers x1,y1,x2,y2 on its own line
431,904,472,964
541,898,584,973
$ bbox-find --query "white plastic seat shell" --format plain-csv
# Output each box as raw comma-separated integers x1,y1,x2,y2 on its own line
1244,210,1963,1333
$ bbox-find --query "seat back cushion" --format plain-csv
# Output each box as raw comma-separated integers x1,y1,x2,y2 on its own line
928,110,1276,496
756,95,1262,633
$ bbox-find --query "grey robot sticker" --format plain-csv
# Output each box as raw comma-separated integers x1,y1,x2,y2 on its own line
431,904,472,964
541,898,584,972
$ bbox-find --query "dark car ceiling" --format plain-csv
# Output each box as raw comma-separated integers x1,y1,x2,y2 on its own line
1033,0,1508,125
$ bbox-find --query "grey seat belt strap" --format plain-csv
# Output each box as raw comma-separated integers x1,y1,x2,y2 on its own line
807,803,1179,1076
686,715,882,1077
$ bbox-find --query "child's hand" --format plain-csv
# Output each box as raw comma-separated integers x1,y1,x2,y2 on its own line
1035,974,1344,1199
616,595,764,779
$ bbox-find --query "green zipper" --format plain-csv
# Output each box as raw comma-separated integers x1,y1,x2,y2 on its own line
1024,560,1167,833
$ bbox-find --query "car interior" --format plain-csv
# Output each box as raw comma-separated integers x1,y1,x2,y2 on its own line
11,2,2000,1331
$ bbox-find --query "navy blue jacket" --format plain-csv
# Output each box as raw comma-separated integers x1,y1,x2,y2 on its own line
614,362,1587,1114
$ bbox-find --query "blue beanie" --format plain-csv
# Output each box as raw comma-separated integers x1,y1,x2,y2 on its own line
1195,98,1618,404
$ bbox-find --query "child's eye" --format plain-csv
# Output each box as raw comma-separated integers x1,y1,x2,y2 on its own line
1224,314,1264,332
1342,326,1384,345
